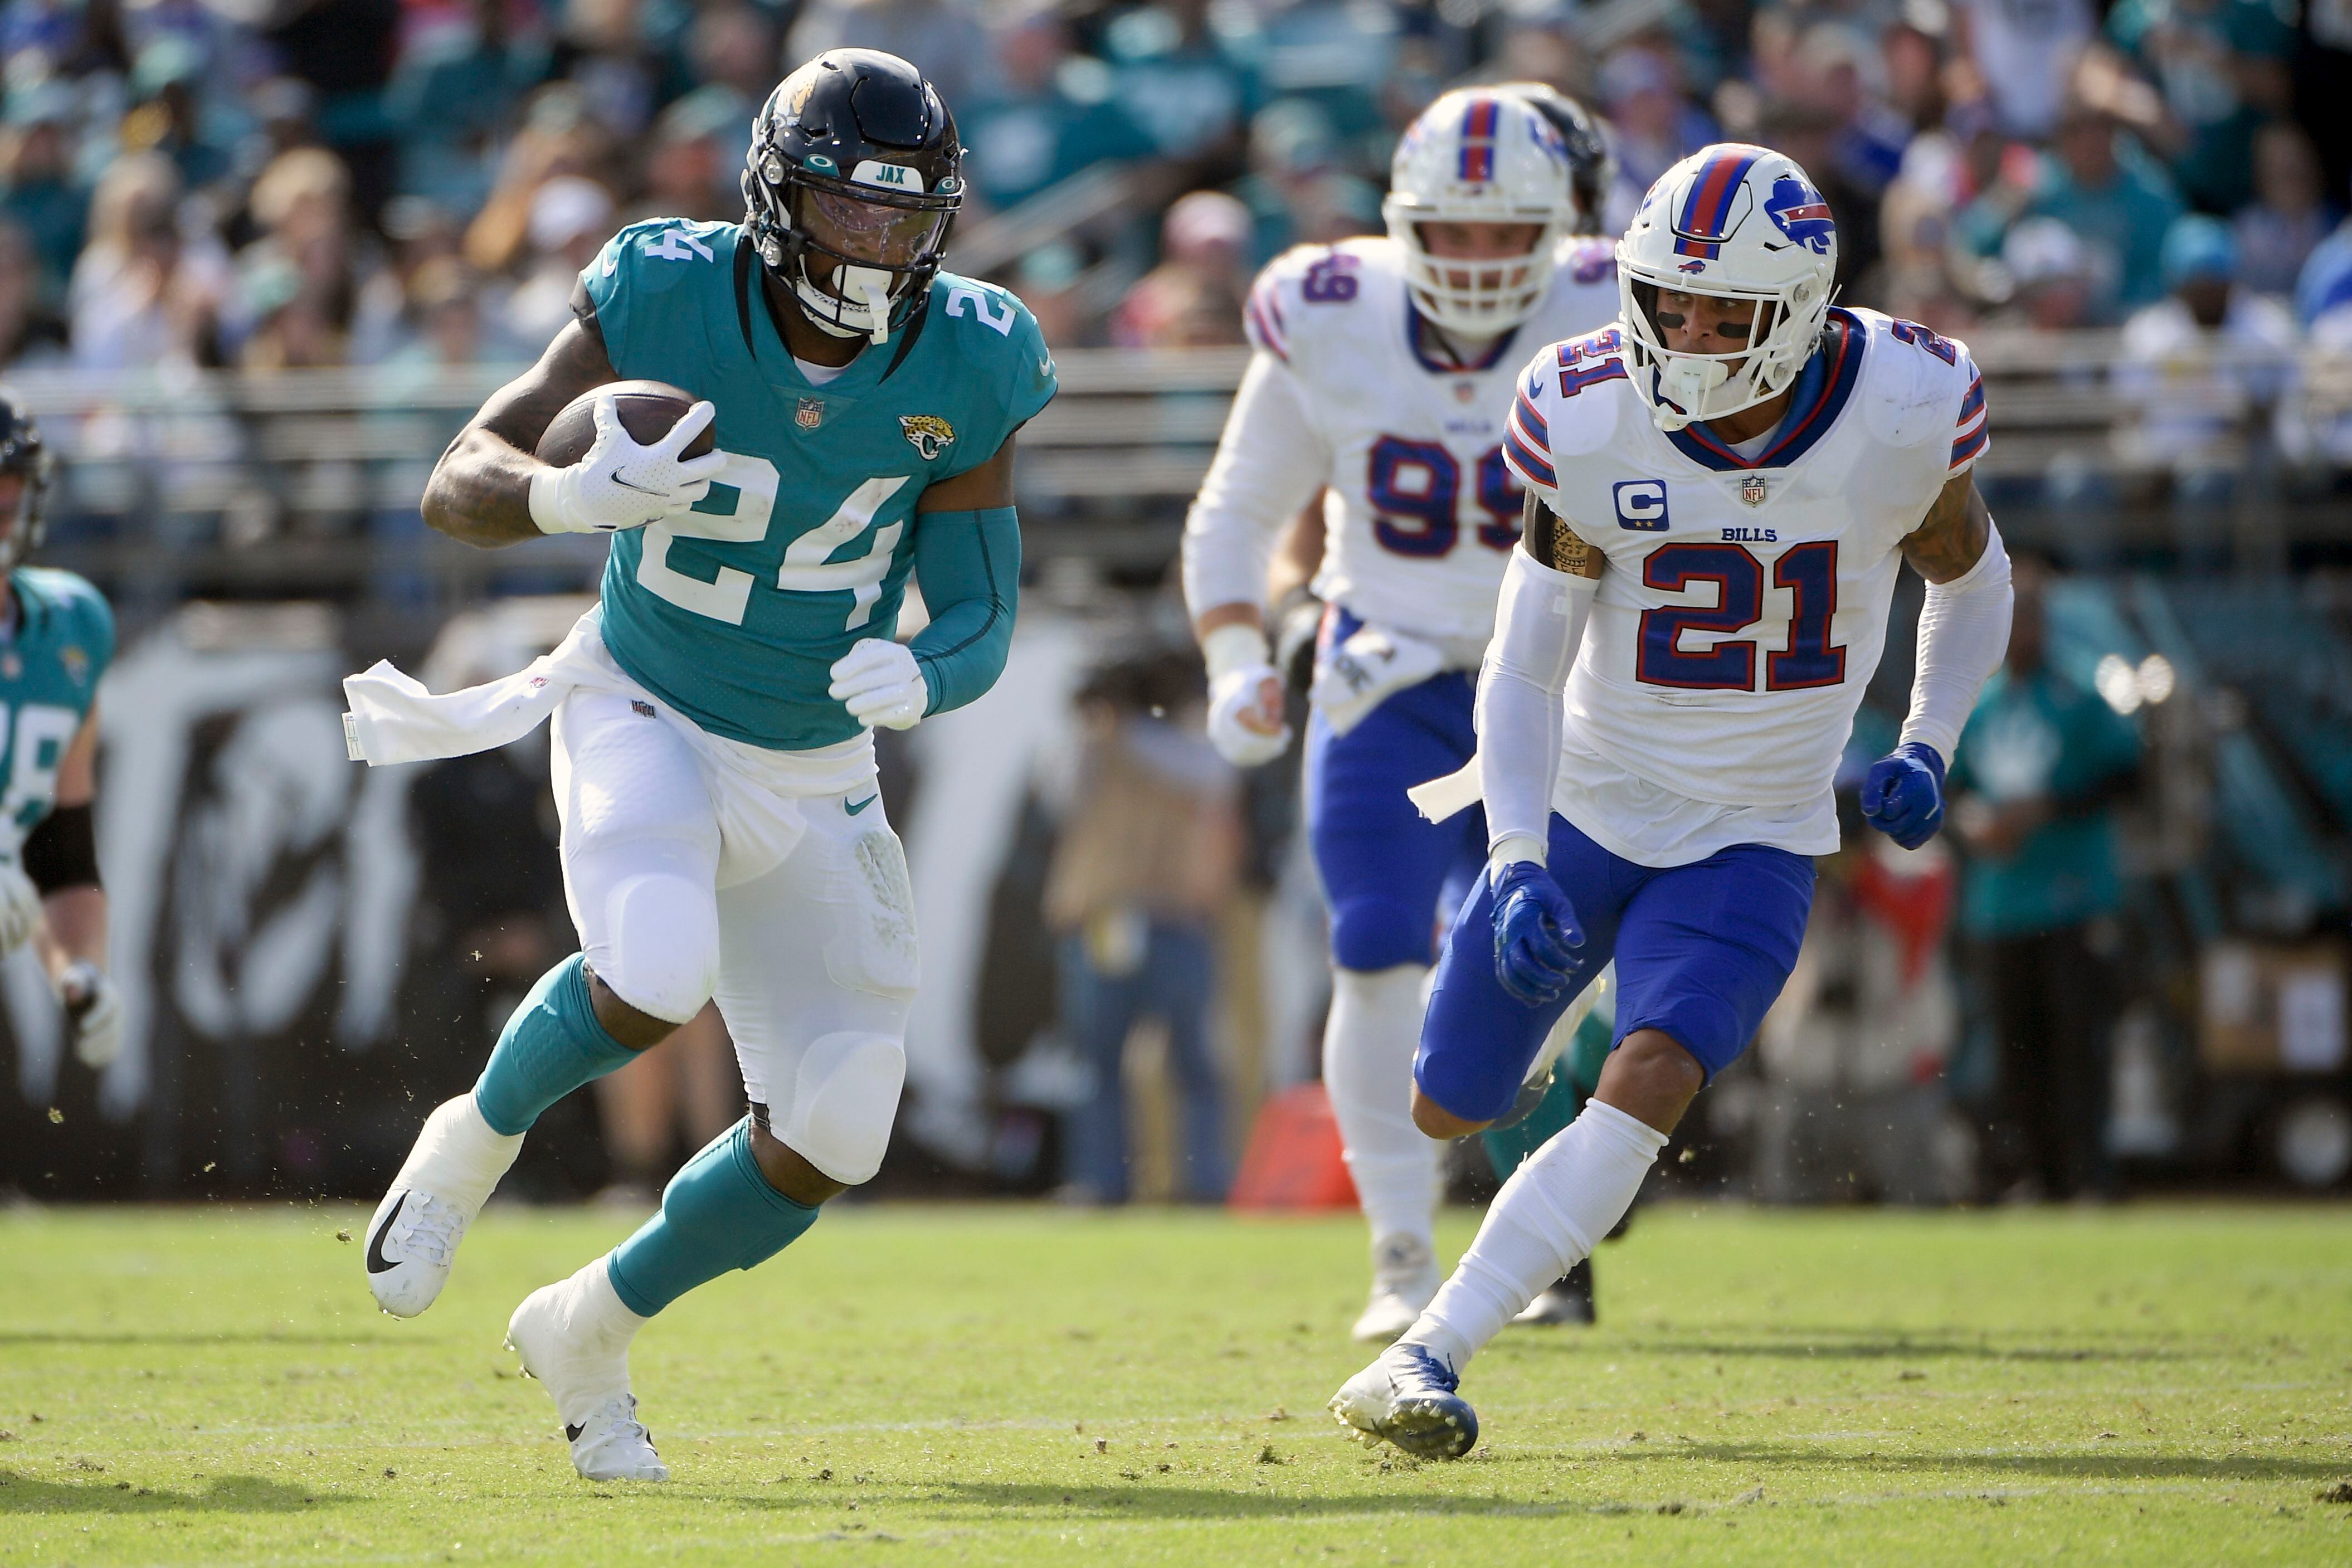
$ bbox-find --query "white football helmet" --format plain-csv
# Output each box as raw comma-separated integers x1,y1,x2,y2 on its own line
1384,89,1580,338
1616,143,1839,431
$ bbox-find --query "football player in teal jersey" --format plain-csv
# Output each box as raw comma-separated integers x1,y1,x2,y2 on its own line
354,52,1054,1482
0,395,120,1077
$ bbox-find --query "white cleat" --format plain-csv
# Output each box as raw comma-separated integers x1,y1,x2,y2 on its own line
1329,1341,1480,1459
365,1094,523,1318
505,1260,665,1483
1351,1232,1440,1343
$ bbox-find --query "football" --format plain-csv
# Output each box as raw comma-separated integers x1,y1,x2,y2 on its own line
534,379,714,467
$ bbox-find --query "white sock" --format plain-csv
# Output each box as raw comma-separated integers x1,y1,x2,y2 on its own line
396,1094,524,1211
574,1258,649,1355
1403,1099,1667,1371
1323,965,1442,1261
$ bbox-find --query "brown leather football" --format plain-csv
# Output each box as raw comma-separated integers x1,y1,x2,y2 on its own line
534,381,715,466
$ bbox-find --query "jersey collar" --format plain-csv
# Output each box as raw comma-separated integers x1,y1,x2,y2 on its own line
1660,306,1865,472
729,230,926,400
1404,297,1520,375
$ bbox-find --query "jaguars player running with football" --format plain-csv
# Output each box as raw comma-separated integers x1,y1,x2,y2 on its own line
1331,145,2014,1456
0,396,120,1078
1182,86,1615,1342
345,52,1053,1482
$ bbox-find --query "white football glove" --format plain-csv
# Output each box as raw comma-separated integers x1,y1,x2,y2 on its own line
528,395,729,535
1310,622,1445,737
1201,622,1290,768
829,639,929,731
58,960,123,1070
0,860,41,956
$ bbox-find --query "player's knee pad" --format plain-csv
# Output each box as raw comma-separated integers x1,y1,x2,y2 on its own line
1328,893,1439,972
777,1030,906,1186
822,829,920,1000
590,871,719,1025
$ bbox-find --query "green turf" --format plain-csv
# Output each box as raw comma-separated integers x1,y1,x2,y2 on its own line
0,1202,2347,1565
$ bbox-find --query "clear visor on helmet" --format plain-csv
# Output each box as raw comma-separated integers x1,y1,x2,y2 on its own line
801,187,950,269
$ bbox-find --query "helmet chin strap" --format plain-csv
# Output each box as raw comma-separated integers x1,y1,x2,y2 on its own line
796,262,899,345
846,266,895,345
1653,357,1731,431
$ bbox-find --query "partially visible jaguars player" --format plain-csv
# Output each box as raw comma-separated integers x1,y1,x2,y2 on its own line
0,395,120,1075
1182,86,1616,1342
1331,144,2014,1457
344,51,1054,1482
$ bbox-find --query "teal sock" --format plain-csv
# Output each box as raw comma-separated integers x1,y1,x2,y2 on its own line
472,954,640,1137
606,1120,819,1317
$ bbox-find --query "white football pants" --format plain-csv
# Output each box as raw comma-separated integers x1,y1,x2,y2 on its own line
550,686,917,1186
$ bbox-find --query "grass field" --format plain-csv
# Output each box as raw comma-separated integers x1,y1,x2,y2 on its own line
0,1202,2348,1565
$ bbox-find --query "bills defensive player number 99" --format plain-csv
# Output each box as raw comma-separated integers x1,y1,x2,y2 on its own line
1331,143,2017,1457
1182,87,1616,1340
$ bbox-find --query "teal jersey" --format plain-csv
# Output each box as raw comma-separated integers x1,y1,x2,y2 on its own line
0,568,113,844
579,218,1058,751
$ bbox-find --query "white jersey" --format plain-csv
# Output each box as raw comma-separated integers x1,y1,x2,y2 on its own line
1183,235,1619,660
1501,305,1988,861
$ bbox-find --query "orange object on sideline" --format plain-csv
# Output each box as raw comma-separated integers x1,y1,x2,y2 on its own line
1228,1083,1359,1210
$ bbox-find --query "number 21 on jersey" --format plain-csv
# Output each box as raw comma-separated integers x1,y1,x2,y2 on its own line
1637,540,1845,692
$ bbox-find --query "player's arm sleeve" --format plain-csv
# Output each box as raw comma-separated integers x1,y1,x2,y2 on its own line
1898,348,2008,763
1477,504,1598,866
1900,513,2012,766
1180,350,1331,616
909,505,1020,716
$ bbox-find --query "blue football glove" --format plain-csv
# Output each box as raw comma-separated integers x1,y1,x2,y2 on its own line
1489,859,1585,1007
1860,741,1948,850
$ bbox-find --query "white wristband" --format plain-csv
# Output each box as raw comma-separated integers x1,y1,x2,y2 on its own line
1488,832,1547,871
1201,622,1273,683
528,465,576,535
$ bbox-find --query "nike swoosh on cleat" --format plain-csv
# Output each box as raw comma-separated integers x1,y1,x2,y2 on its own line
845,794,878,816
566,1423,586,1442
365,1194,407,1274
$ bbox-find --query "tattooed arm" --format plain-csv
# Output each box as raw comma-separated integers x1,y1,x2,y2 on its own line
1900,470,1993,583
420,318,619,548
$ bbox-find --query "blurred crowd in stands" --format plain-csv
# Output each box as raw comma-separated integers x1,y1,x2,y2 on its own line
0,0,2345,380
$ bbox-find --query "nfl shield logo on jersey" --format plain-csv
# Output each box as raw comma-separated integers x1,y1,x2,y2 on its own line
796,397,824,430
1740,474,1768,507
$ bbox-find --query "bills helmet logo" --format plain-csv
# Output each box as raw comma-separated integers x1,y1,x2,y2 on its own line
1764,174,1835,255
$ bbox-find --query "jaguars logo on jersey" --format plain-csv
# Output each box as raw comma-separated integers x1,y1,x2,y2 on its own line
899,415,955,461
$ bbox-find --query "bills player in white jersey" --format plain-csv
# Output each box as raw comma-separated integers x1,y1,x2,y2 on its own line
1329,143,2015,1455
1183,87,1616,1341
